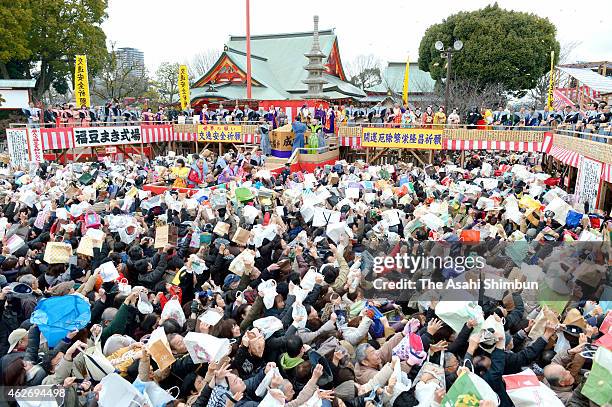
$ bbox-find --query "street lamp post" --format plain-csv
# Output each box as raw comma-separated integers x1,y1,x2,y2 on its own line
435,40,463,112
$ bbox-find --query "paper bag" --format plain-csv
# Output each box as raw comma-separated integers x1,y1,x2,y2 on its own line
528,305,559,340
213,221,230,236
154,224,169,249
154,224,178,248
43,242,72,264
6,234,26,254
77,236,95,257
232,227,251,246
86,228,105,249
147,327,176,371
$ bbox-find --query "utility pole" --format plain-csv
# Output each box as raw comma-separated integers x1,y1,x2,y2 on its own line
435,40,463,111
246,0,252,100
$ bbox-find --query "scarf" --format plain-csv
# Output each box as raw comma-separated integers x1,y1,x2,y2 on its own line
279,353,304,370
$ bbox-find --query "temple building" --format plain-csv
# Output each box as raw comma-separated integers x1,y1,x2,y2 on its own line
363,62,437,107
190,18,366,113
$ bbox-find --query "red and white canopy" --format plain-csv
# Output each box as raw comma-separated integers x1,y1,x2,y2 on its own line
548,145,581,168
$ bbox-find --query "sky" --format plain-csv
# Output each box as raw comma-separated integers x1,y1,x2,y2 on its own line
102,0,611,75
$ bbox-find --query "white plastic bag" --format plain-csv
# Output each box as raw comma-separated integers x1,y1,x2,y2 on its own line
118,278,132,295
435,301,484,333
160,296,186,327
503,368,564,407
258,280,278,309
98,373,146,407
253,316,283,339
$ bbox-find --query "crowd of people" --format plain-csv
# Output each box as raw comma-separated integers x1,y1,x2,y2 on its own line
0,140,610,407
21,101,183,128
21,98,612,135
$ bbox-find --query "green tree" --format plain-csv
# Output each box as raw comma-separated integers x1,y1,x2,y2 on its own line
0,0,33,78
418,4,560,95
3,0,108,100
154,62,180,105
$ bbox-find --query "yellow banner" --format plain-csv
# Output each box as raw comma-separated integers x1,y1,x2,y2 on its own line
547,50,555,110
178,65,190,111
74,55,91,108
198,124,243,143
402,55,410,106
362,127,443,149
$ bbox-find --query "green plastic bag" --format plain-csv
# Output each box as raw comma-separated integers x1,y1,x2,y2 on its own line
235,187,254,202
441,371,482,407
581,347,612,406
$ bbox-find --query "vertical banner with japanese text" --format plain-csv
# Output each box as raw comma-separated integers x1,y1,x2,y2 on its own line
546,50,555,111
27,127,44,163
74,55,91,108
6,129,30,168
575,156,602,211
402,55,410,106
178,65,190,111
197,125,243,143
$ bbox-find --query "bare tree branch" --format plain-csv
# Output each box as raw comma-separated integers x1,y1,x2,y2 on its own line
90,42,149,103
527,41,582,109
186,49,221,84
346,54,383,90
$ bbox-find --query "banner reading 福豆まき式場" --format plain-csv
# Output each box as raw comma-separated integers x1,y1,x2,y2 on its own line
575,156,603,211
361,127,443,149
73,126,142,147
197,125,243,143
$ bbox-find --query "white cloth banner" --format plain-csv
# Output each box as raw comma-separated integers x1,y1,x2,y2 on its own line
6,128,29,167
575,156,602,212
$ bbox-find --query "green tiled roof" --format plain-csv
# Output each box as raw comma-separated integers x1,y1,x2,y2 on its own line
190,83,288,101
192,30,365,101
367,62,436,94
226,30,337,92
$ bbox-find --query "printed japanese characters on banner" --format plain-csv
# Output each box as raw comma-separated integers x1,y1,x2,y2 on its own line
197,125,243,143
74,126,141,147
74,55,91,108
361,127,443,149
575,156,602,212
178,65,190,111
27,127,44,163
6,129,30,167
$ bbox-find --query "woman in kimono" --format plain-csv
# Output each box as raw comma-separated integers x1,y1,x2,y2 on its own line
67,105,78,127
433,107,446,127
187,158,207,188
307,118,321,154
172,158,189,188
79,106,90,127
314,104,326,128
217,160,238,184
421,106,434,129
323,108,335,134
391,104,402,127
401,108,415,128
